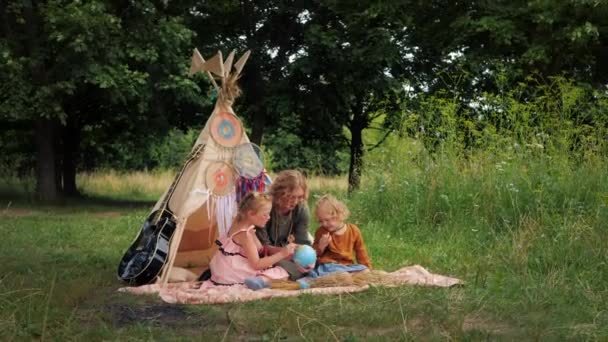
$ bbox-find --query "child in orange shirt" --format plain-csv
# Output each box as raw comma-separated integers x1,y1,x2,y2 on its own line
308,195,371,278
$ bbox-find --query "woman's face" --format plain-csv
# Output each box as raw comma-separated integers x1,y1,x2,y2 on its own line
277,187,305,213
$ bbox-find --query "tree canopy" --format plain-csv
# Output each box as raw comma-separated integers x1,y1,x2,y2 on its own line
1,0,607,200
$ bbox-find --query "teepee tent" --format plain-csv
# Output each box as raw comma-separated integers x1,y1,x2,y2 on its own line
117,49,268,286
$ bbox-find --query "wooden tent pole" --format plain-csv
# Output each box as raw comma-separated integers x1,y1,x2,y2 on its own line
190,48,220,89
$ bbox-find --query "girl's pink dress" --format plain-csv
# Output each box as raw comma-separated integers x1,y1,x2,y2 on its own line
209,226,289,285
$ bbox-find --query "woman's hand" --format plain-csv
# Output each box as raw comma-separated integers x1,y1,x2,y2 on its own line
296,264,315,274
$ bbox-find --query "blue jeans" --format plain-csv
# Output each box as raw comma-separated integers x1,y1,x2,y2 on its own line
307,263,368,278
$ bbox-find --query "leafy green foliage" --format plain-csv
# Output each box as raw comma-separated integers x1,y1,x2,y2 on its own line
450,0,608,85
2,0,608,199
0,128,34,177
0,0,211,198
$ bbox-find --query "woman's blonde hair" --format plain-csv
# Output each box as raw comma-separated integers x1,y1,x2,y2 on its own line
269,170,309,203
235,191,272,221
314,194,350,222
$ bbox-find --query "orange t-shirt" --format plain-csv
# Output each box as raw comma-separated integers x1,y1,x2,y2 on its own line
312,223,372,269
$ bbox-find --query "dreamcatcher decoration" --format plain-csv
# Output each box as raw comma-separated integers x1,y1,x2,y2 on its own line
204,110,243,165
234,143,264,178
234,143,270,203
209,111,243,148
204,161,237,237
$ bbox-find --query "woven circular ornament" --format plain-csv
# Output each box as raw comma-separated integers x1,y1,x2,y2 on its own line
209,111,243,147
204,161,236,196
234,143,265,179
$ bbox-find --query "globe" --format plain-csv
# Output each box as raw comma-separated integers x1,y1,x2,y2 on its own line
293,245,316,269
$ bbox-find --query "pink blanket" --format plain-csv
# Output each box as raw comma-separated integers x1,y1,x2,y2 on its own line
118,265,462,304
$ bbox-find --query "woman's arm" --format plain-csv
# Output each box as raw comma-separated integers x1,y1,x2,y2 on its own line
234,231,293,270
292,204,312,245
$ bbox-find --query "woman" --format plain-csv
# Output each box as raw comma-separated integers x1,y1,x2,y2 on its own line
255,169,313,280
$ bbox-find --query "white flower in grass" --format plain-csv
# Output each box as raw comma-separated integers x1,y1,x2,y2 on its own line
507,183,519,193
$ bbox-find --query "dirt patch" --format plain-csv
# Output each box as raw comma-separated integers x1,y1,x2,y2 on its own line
75,286,231,336
103,301,232,335
109,303,192,327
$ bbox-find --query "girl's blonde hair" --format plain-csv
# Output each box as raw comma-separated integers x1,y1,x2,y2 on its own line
269,170,309,203
236,191,272,221
314,194,350,222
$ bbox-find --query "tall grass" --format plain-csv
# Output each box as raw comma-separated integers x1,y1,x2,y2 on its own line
78,169,175,201
76,169,347,201
345,127,608,339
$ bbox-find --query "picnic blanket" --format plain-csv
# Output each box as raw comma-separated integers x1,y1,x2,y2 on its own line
118,265,462,304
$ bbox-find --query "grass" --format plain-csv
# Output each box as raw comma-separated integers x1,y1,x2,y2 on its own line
1,144,607,340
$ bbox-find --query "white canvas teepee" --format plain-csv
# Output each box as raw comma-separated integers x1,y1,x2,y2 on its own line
120,49,267,286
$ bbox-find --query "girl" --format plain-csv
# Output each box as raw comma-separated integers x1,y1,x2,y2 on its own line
209,192,296,289
310,194,371,278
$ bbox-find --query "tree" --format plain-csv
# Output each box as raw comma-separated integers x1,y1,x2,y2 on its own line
291,1,411,191
0,0,204,200
452,0,608,86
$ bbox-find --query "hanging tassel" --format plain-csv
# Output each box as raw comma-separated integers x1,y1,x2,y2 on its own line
236,170,270,203
215,191,237,238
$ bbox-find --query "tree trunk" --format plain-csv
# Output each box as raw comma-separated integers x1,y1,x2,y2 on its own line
240,2,266,146
244,59,266,145
0,1,11,40
348,115,365,194
25,0,61,201
62,117,80,196
35,117,60,202
249,108,266,145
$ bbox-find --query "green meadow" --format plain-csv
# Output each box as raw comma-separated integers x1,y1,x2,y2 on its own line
1,138,607,341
